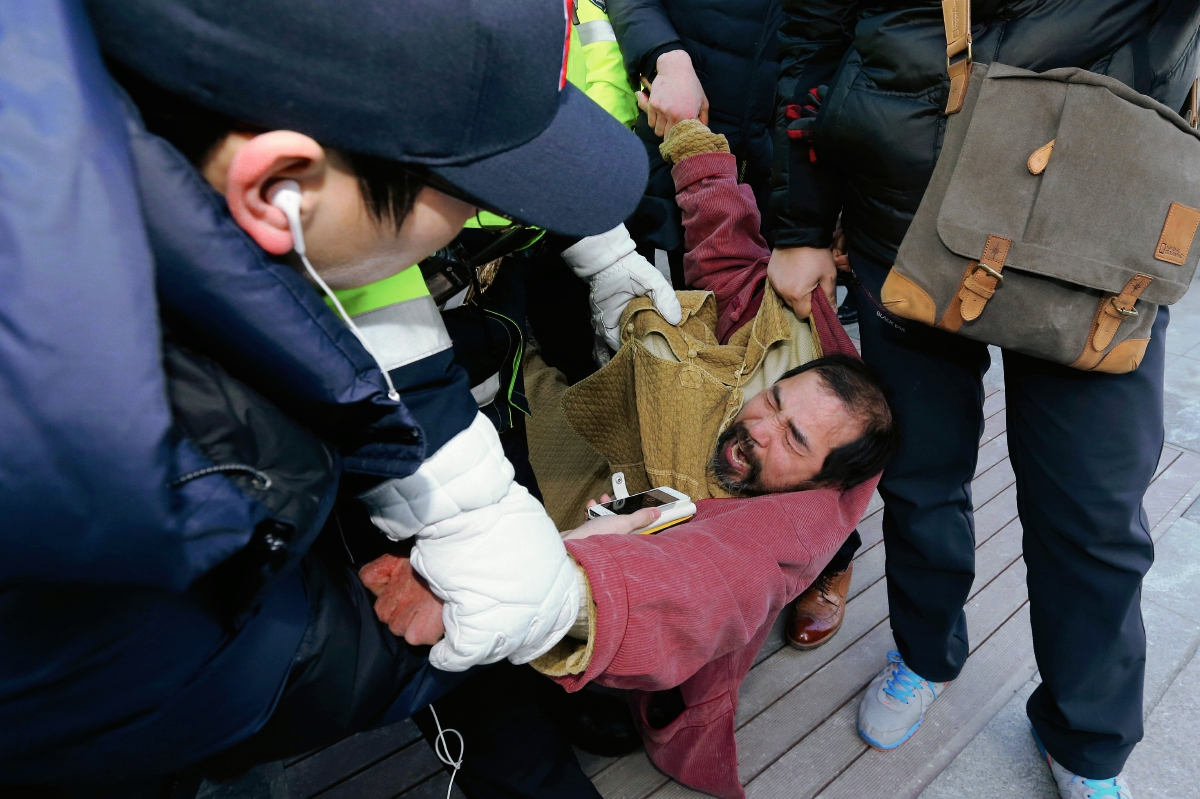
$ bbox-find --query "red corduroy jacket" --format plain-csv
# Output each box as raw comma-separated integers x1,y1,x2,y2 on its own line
553,152,877,799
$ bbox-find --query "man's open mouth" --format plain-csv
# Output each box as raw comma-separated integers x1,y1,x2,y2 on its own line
725,437,750,476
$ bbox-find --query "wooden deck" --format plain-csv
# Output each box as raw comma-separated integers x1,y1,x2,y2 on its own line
221,384,1200,799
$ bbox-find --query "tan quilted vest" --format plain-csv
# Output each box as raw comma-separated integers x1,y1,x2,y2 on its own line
562,285,819,500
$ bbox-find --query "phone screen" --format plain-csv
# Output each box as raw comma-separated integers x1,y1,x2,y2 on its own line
600,489,679,515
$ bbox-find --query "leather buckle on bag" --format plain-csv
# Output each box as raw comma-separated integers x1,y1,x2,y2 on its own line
946,40,972,71
976,261,1003,286
1110,297,1138,318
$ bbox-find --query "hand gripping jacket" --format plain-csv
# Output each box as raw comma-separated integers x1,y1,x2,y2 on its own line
361,413,582,671
0,2,423,785
562,223,684,349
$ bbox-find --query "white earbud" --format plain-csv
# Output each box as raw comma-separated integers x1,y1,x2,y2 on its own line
269,179,306,257
268,179,401,401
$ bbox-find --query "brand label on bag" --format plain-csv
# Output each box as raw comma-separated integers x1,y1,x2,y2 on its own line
1155,202,1200,265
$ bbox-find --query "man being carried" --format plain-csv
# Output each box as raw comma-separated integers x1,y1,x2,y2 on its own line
527,118,894,526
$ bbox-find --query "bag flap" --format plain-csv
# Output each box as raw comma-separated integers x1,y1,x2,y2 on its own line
936,63,1200,305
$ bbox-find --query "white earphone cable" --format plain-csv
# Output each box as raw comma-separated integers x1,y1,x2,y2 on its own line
295,250,401,401
428,703,464,799
273,180,401,403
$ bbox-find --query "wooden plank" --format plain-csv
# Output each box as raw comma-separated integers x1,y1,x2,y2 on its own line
856,509,885,554
646,779,717,799
973,432,1009,478
856,479,1016,559
744,571,1031,799
970,484,1018,544
737,580,890,725
736,620,896,783
982,390,1005,421
980,408,1006,447
734,545,1029,786
815,607,1035,799
593,750,670,799
1154,445,1183,480
394,774,467,799
743,701,863,799
970,458,1015,511
741,498,1024,731
576,748,618,778
752,610,790,667
286,720,423,798
312,741,441,799
864,490,884,519
1145,452,1200,530
848,543,884,602
741,516,1022,734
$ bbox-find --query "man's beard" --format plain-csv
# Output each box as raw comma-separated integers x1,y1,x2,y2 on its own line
709,421,764,496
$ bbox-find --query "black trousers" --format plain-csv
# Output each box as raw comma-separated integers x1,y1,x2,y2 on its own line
212,509,597,799
851,252,1163,779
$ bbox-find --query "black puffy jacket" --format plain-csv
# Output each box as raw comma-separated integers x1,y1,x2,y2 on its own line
772,0,1200,265
610,0,782,254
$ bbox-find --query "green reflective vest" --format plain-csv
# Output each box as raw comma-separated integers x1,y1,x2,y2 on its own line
571,0,636,129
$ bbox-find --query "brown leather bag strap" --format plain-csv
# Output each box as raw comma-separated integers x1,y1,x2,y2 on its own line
1092,274,1153,352
1185,78,1199,129
943,0,973,113
1070,274,1153,370
956,234,1010,322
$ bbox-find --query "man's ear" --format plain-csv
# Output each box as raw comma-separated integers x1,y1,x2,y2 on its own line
225,131,326,255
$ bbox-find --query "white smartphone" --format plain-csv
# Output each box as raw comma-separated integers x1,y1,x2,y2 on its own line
586,486,696,535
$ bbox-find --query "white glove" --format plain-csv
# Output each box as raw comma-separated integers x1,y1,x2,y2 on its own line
562,224,683,350
358,413,580,671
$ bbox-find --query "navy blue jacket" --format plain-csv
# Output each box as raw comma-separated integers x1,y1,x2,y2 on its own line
0,1,433,785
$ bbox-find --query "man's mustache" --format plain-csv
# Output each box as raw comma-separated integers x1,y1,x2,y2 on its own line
710,421,763,495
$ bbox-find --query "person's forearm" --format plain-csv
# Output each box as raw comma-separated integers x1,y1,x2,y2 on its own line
549,483,876,691
672,152,770,339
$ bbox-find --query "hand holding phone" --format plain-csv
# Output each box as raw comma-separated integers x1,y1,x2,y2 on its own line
563,502,661,541
586,486,696,535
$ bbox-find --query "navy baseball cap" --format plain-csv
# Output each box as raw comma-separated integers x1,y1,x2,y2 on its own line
85,0,647,237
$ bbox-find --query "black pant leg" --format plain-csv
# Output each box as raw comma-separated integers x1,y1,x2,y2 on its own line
414,662,601,799
822,529,862,575
1008,307,1166,779
850,253,991,682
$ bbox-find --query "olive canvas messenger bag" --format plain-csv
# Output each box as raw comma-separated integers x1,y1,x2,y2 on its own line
881,0,1200,373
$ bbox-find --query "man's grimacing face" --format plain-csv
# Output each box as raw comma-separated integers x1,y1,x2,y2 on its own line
710,371,860,495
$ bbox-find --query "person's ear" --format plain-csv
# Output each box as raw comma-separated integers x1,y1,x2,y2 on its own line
225,131,327,255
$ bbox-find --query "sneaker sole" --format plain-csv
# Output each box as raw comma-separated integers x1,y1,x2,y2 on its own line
857,713,925,752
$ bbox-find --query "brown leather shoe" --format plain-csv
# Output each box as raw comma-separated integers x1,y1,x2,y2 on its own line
786,562,853,650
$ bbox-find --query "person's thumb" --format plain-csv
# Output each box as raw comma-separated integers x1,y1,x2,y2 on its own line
428,638,473,672
637,90,650,114
791,291,814,319
818,272,837,309
649,281,683,326
616,506,662,535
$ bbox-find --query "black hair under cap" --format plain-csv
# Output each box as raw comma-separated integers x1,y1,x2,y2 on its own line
86,0,647,237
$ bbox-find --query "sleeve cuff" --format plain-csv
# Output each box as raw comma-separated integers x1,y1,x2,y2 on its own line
640,42,686,82
771,226,835,250
530,561,596,677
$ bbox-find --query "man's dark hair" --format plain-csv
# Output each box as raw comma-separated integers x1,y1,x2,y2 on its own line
108,60,423,229
777,353,899,491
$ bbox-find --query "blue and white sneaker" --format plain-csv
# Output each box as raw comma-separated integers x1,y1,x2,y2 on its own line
857,651,948,750
1034,729,1134,799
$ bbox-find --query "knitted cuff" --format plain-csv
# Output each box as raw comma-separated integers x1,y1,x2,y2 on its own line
659,118,730,165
